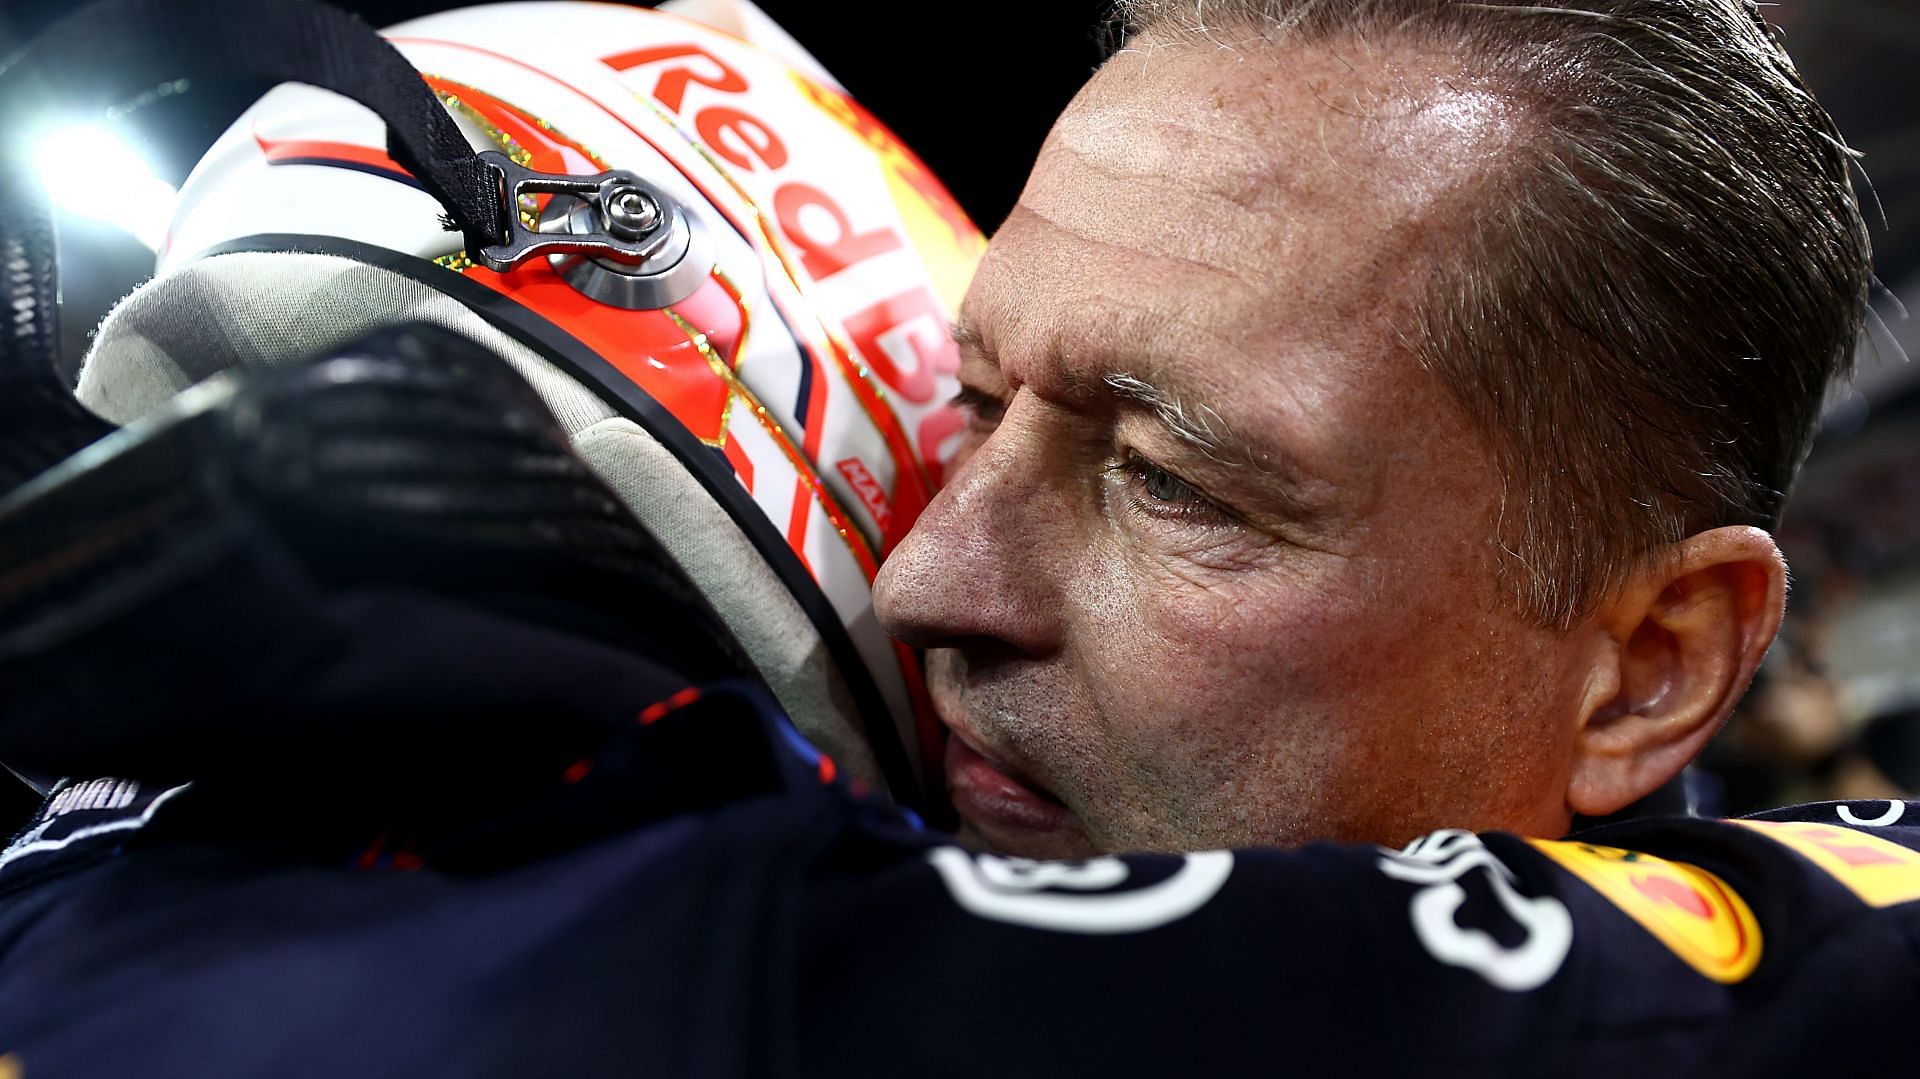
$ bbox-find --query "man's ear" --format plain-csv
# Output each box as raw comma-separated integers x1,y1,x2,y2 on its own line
1567,526,1787,819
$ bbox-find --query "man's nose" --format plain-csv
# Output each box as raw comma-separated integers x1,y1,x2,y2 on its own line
874,405,1062,656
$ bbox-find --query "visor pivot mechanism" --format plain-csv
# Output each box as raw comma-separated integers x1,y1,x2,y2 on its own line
474,151,675,273
604,189,661,239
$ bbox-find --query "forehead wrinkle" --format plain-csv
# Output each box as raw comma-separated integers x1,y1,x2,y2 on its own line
1049,97,1295,210
1019,147,1275,283
1033,104,1518,328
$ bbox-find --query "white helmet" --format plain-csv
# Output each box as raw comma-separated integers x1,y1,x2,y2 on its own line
74,0,986,803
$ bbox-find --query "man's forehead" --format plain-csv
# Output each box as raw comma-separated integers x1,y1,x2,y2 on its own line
970,33,1529,384
955,33,1530,496
1056,34,1528,224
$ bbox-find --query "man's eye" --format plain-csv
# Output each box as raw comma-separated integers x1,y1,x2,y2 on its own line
1109,452,1231,524
951,386,1007,431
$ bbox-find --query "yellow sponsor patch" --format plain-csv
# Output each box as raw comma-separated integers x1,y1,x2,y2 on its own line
1732,820,1920,909
1530,839,1762,983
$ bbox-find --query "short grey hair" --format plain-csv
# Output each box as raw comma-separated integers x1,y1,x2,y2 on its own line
1116,0,1873,628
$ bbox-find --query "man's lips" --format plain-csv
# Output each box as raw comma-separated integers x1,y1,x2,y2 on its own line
943,729,1078,835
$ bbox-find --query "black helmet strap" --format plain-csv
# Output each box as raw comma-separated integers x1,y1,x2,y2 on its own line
0,0,507,492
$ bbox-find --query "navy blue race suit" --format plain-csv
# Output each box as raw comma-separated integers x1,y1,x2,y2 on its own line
2,617,1917,1075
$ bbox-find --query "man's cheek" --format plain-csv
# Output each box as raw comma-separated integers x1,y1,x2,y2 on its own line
1105,573,1351,715
1130,553,1380,668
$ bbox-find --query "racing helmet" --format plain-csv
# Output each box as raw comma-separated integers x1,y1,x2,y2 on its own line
69,0,985,804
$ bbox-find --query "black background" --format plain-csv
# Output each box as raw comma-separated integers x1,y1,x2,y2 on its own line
0,0,1118,234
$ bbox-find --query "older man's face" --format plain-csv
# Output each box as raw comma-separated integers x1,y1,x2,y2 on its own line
874,37,1602,858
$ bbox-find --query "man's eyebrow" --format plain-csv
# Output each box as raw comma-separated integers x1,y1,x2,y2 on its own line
950,317,986,354
1104,372,1276,475
949,323,1290,479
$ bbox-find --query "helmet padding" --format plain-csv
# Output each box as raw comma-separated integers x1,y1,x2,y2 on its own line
78,251,885,787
